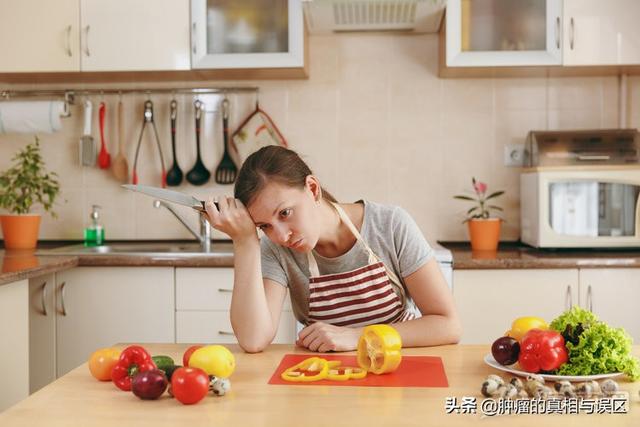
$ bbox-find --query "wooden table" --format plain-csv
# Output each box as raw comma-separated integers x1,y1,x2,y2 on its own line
1,344,638,426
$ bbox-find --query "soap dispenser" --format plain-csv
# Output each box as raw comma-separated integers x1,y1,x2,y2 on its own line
84,205,105,246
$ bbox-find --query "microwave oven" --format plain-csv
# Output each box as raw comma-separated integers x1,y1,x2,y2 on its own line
520,129,640,248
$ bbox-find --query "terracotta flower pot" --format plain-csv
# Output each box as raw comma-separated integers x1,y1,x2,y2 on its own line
0,214,42,249
467,218,501,251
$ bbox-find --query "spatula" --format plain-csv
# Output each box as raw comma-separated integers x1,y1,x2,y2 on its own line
214,98,238,184
79,100,96,166
97,102,111,169
111,100,129,182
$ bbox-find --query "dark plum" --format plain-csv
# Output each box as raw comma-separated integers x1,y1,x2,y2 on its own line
491,336,520,366
131,369,168,400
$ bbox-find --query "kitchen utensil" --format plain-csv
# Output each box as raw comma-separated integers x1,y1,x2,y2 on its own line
214,97,238,184
268,354,449,388
122,184,218,211
483,353,623,382
231,101,287,164
131,100,167,188
97,102,111,169
79,99,96,166
186,100,210,186
111,100,129,182
166,99,183,186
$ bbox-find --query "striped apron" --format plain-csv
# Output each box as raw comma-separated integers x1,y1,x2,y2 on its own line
307,203,415,328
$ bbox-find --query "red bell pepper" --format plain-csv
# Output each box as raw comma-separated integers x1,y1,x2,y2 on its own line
111,345,156,391
518,329,568,373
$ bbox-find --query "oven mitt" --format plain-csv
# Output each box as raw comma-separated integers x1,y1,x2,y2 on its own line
231,105,287,164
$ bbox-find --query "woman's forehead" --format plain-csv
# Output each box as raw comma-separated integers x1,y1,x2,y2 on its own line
248,182,304,216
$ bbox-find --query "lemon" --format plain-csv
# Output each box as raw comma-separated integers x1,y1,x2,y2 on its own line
506,316,549,341
189,345,236,378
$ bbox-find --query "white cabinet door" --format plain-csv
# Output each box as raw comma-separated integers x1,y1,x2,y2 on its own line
579,268,640,343
191,0,304,69
563,0,640,65
28,274,56,394
55,267,175,377
453,269,579,344
80,0,190,71
0,0,80,72
0,280,29,412
446,0,562,67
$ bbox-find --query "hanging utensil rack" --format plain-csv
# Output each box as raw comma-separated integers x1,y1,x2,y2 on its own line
0,86,258,118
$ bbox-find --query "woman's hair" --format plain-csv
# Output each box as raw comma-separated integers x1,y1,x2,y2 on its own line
234,146,337,207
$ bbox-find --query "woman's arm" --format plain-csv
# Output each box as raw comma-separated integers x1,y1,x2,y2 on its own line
205,197,287,353
393,257,462,346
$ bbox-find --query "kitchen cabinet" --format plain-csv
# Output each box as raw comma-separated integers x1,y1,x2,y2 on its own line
55,267,175,377
0,279,29,412
453,269,579,344
79,0,190,71
175,268,296,344
190,0,304,70
0,0,80,72
579,268,640,342
562,0,640,66
445,0,562,67
28,274,56,394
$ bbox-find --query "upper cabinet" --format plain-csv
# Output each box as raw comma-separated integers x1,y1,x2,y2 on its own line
0,0,80,72
563,0,640,66
80,0,190,71
444,0,640,71
191,0,304,69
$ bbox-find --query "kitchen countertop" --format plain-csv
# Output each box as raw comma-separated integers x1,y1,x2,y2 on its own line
0,250,78,286
0,343,638,426
441,242,640,269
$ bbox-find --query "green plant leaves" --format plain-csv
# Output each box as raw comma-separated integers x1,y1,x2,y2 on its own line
0,137,60,216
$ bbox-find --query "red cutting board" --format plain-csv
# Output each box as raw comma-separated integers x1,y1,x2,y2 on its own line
268,354,448,387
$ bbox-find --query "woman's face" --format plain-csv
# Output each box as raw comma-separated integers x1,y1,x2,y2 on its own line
247,178,321,252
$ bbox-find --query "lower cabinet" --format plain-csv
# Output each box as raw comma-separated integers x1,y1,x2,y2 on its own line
453,269,579,344
0,279,29,412
55,267,175,377
28,274,56,394
175,268,296,344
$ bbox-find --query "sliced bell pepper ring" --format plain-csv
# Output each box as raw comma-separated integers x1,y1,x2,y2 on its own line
357,324,402,375
327,366,368,381
111,345,157,391
281,357,329,382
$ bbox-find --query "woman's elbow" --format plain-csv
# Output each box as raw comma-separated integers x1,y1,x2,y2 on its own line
446,315,463,344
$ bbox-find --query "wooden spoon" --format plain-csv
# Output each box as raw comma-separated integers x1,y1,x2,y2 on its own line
111,100,129,182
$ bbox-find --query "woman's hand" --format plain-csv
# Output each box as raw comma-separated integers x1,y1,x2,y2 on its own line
296,322,361,352
205,196,257,242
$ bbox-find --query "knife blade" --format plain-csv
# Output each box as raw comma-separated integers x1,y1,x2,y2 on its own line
122,184,215,212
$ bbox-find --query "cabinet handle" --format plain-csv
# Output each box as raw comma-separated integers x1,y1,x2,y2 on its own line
565,284,573,310
217,288,233,293
555,17,560,49
40,282,48,316
217,331,234,336
60,281,67,316
65,25,72,57
586,285,593,312
192,22,197,55
84,25,91,57
570,17,575,50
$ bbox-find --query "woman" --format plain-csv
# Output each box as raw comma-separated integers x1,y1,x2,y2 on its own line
205,146,461,353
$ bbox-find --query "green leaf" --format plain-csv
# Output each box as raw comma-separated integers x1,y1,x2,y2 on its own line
466,206,478,214
485,191,505,200
453,195,476,201
487,205,503,211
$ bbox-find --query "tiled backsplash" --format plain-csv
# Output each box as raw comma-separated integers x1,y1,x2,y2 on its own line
1,33,638,243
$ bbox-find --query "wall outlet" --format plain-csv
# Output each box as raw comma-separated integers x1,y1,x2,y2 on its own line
504,144,525,167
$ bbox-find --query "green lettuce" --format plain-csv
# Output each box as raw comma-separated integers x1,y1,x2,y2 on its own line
549,307,639,381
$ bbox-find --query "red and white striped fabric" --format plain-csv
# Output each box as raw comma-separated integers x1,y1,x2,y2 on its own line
306,204,415,328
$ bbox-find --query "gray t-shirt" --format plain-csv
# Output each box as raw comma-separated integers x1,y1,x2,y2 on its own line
260,200,434,324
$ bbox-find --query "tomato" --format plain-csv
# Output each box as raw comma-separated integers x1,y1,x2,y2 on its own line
171,367,209,405
88,348,121,381
182,345,203,367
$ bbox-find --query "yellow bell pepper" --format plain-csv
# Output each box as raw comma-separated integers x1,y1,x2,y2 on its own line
356,324,402,375
506,316,549,341
327,365,368,381
281,357,329,382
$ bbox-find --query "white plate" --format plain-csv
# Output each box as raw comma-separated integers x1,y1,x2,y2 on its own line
483,354,624,382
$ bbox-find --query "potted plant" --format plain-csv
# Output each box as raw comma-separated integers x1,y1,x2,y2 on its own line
0,137,60,249
454,177,504,251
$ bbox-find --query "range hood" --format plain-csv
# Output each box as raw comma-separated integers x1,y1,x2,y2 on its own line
302,0,446,34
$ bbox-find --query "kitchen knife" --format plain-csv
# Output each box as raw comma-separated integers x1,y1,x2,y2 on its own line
122,184,218,212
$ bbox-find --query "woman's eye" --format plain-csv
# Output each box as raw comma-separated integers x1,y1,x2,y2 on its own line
279,208,292,218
